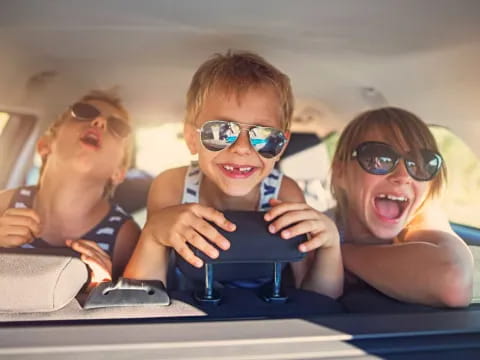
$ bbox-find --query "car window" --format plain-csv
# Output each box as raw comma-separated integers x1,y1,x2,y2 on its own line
136,123,194,176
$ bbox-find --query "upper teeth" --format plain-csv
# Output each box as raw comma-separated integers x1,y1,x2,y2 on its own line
378,194,407,202
84,133,98,141
223,165,252,172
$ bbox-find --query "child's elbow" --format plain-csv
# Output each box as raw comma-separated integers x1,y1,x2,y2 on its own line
435,263,473,308
301,280,344,299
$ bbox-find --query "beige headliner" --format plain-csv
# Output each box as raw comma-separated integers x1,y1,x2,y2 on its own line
0,0,479,154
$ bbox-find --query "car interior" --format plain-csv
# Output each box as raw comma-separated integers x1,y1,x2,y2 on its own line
1,1,480,359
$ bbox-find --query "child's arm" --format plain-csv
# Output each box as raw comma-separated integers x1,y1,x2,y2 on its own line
264,177,343,299
110,219,141,279
123,167,236,284
342,201,473,307
0,189,41,248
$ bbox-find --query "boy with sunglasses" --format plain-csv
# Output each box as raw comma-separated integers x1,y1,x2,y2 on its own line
0,90,140,288
331,107,473,307
125,51,343,298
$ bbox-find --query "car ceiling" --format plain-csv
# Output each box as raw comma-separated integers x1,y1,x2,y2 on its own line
0,0,479,154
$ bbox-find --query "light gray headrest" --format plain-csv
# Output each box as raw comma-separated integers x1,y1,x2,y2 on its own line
0,248,88,312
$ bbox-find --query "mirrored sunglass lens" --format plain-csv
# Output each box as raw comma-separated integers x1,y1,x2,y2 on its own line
71,103,99,120
108,116,131,138
406,150,441,180
201,121,240,151
249,127,286,158
358,143,397,174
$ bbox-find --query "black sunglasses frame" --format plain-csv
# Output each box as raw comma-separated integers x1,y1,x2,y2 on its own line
351,141,443,181
197,120,287,159
70,102,131,138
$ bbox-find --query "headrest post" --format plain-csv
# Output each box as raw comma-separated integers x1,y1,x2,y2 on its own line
194,263,221,305
273,261,282,297
260,261,288,303
205,263,214,299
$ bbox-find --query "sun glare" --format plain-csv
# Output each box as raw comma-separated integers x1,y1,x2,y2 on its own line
0,112,10,135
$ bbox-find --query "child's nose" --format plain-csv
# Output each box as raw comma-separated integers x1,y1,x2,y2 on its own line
388,161,412,184
91,116,107,131
229,129,252,155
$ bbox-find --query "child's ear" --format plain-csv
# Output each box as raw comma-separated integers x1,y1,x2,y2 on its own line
110,166,127,187
183,122,199,155
36,136,52,161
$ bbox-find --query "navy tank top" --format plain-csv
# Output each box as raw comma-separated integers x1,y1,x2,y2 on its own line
9,186,131,257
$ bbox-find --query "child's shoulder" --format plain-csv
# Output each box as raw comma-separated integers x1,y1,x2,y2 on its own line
278,175,305,202
407,199,454,234
147,166,189,208
0,188,19,214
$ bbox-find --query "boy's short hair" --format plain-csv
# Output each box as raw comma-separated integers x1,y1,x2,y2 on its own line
185,50,294,131
331,107,447,221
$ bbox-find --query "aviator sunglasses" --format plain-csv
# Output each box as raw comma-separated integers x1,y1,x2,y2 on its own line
352,141,443,181
197,120,288,159
70,102,131,138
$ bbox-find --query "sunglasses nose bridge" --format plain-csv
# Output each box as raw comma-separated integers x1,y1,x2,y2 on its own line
227,128,252,153
388,158,412,184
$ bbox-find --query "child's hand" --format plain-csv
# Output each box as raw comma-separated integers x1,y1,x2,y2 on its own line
144,204,236,268
264,199,340,253
0,208,41,248
66,239,112,285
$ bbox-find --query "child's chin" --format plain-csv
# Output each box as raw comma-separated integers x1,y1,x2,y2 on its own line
222,184,255,198
370,225,402,241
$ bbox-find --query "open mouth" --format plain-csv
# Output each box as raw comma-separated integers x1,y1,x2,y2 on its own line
374,193,409,221
80,130,101,149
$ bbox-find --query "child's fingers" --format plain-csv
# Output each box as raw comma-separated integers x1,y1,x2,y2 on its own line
278,219,326,240
1,212,41,236
3,208,41,225
80,255,112,282
81,253,110,272
191,212,231,251
264,202,310,222
175,241,204,268
268,198,282,207
1,234,32,247
67,239,111,265
185,228,220,259
80,240,111,259
193,205,236,233
268,209,321,235
298,234,329,253
2,225,35,244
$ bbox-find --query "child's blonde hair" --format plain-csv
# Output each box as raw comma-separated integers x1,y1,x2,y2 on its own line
185,50,294,131
331,107,447,222
40,90,134,197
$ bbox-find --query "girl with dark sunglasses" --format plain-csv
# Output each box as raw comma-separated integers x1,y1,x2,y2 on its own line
125,51,343,299
0,90,140,290
331,107,473,307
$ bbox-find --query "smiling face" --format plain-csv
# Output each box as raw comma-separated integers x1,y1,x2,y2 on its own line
339,129,431,240
39,98,131,186
331,107,446,242
184,85,287,201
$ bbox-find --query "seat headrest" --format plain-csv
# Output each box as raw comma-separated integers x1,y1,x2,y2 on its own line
200,210,306,264
0,248,88,312
176,210,306,282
